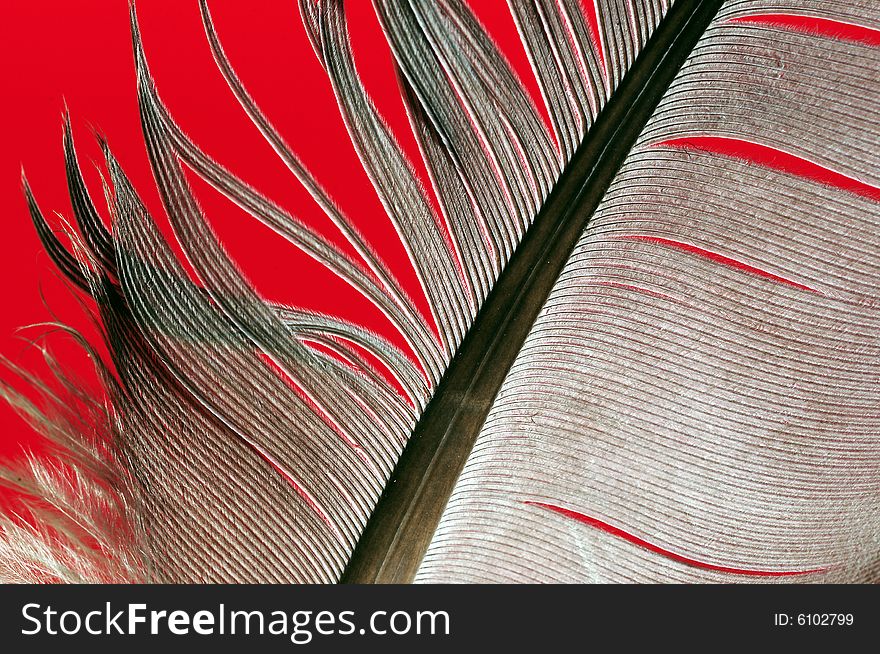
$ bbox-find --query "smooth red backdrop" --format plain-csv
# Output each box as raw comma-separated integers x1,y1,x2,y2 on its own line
0,1,543,465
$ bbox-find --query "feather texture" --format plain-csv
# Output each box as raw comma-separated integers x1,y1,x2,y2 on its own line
2,0,878,583
419,1,880,582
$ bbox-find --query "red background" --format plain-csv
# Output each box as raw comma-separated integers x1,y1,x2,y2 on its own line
0,2,542,464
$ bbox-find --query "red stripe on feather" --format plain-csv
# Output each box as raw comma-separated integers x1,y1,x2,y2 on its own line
729,14,880,48
616,235,819,293
527,502,827,577
657,136,880,202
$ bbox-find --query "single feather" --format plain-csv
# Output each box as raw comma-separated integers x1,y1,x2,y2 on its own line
2,0,878,583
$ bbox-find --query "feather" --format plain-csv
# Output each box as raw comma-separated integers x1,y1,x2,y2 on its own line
2,0,878,583
0,332,145,583
419,1,880,582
